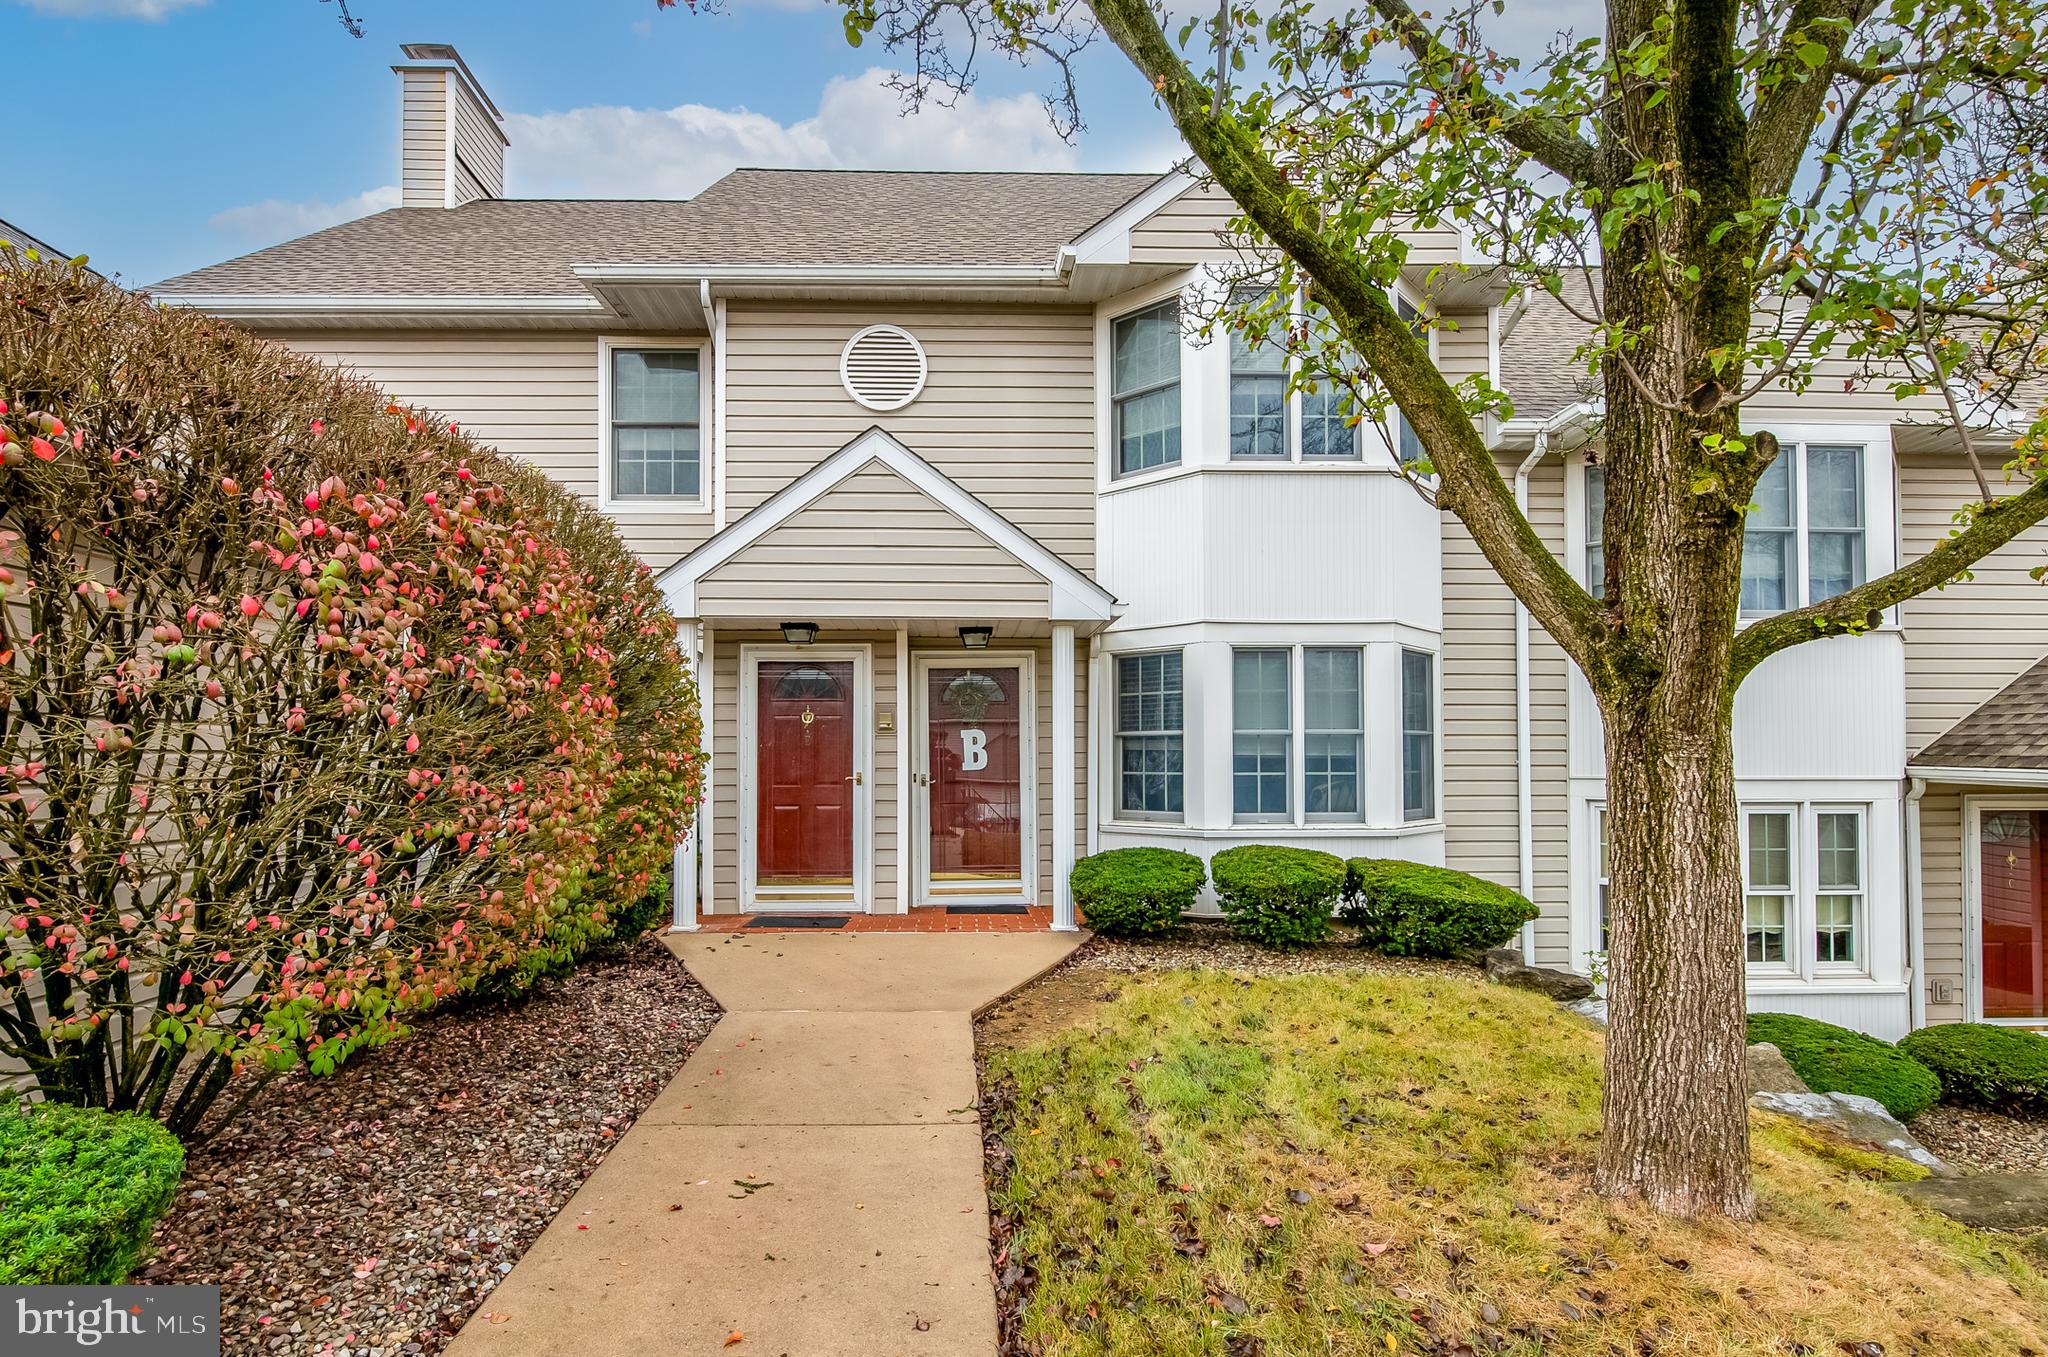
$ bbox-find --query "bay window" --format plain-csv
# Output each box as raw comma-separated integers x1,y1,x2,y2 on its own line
1113,301,1182,476
1401,648,1436,821
1740,443,1868,613
1116,651,1184,816
1232,649,1291,819
1584,462,1606,600
1303,648,1363,818
1229,647,1368,825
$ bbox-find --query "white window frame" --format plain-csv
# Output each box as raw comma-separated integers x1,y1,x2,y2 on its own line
1739,440,1873,617
1109,298,1184,480
1399,646,1438,823
1740,801,1874,980
1742,805,1800,974
597,336,712,515
1230,647,1294,823
1812,805,1867,973
1114,648,1186,821
1302,645,1366,824
1225,290,1368,465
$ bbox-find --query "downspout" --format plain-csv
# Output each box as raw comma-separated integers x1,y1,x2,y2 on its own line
1906,775,1929,1030
1513,430,1550,964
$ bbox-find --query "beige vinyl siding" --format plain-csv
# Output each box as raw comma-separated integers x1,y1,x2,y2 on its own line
696,462,1050,619
1128,182,1465,270
1435,309,1491,384
723,306,1097,573
398,70,448,208
448,81,504,204
1899,451,2048,756
1917,785,1969,1024
703,629,1087,913
1440,457,1573,966
279,332,715,571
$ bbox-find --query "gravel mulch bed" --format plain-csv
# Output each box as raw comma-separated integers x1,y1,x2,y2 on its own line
1911,1104,2048,1176
1067,918,1473,980
138,938,719,1357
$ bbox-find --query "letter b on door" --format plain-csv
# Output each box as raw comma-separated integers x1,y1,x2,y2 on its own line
959,728,988,772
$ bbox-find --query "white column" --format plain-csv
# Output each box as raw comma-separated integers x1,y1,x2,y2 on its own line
895,626,911,914
1052,623,1078,931
698,627,717,917
671,621,701,932
1084,636,1101,858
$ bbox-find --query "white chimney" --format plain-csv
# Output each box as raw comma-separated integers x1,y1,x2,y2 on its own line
392,43,506,209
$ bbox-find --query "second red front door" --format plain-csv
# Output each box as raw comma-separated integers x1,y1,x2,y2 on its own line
926,664,1024,891
756,660,856,890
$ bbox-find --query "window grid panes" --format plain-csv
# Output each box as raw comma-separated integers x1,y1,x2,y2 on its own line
1744,811,1794,965
1303,648,1363,819
611,349,702,499
1585,462,1606,600
1116,651,1183,817
1741,453,1795,613
1232,649,1291,819
1301,385,1359,459
1401,648,1435,821
1807,445,1866,603
1229,313,1288,460
1113,302,1182,476
1815,810,1862,964
1595,806,1610,951
1394,297,1426,467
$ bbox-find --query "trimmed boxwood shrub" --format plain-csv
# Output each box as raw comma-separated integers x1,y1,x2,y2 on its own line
1899,1023,2048,1114
0,1104,184,1284
1746,1012,1941,1121
1210,845,1347,949
1070,848,1205,937
1341,858,1540,958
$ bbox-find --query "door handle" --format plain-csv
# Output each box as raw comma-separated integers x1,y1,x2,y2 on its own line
844,771,863,785
915,772,930,787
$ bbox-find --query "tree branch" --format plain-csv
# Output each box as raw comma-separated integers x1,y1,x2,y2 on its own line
1084,0,1609,678
1748,0,1876,202
1730,472,2048,682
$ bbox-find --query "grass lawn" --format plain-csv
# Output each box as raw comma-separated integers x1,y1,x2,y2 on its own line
981,967,2048,1356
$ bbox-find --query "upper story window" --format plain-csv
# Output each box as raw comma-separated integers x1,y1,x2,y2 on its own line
1116,651,1184,817
1113,301,1182,476
1401,648,1436,821
610,348,702,500
1228,294,1361,463
1394,296,1426,467
1741,443,1866,613
1585,462,1607,600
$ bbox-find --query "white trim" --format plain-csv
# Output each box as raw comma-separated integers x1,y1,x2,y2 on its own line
911,650,1039,906
1097,273,1194,492
1963,794,2048,1023
700,627,717,915
672,619,702,931
596,337,714,516
150,293,608,316
658,427,1117,623
1052,624,1078,930
738,644,875,914
1911,765,2048,789
1065,171,1193,267
572,263,1067,285
894,628,911,914
712,298,730,530
441,68,458,210
839,323,930,412
1085,635,1102,859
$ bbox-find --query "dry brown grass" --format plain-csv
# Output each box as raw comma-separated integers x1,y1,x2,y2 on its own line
981,967,2046,1356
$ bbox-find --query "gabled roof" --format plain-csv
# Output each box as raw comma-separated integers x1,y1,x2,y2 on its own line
149,170,1163,298
660,427,1117,625
1914,656,2048,772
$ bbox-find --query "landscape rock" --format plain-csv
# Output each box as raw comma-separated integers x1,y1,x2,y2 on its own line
1745,1042,1810,1097
1564,997,1608,1027
1896,1172,2048,1230
1481,948,1596,1002
1751,1089,1955,1177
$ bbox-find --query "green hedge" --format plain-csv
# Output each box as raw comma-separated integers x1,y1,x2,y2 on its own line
0,1104,185,1284
1898,1023,2048,1115
1341,858,1540,958
1210,845,1347,949
1745,1012,1941,1121
1070,848,1205,937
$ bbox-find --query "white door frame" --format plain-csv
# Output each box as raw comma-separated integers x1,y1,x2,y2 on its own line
912,650,1038,906
1963,793,2048,1024
739,643,875,914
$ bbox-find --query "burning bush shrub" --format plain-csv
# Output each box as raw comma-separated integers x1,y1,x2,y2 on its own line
0,252,700,1135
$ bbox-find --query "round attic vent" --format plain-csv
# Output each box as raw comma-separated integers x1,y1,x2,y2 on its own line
839,324,928,411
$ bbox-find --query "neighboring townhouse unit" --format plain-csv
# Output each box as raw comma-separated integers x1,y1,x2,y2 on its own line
152,46,2048,1040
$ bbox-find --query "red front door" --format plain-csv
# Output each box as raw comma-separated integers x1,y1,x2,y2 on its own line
756,660,856,890
926,664,1024,890
1982,809,2048,1019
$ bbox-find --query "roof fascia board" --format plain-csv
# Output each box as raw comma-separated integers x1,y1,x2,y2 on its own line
1065,171,1193,267
659,427,1116,623
152,293,609,317
1905,763,2048,787
571,263,1064,286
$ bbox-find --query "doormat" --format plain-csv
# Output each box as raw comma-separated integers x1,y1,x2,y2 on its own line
943,904,1031,915
747,915,850,929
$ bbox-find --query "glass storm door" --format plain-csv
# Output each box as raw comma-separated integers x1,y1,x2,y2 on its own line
924,663,1026,898
756,660,856,896
1981,809,2048,1019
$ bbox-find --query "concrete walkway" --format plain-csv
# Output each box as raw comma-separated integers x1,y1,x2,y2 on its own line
446,929,1081,1357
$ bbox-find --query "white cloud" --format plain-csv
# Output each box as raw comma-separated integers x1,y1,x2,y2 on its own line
503,67,1124,199
208,185,401,245
17,0,207,17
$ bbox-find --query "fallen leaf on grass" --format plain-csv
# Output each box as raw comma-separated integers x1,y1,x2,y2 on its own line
723,1330,744,1347
1363,1242,1395,1257
729,1180,775,1198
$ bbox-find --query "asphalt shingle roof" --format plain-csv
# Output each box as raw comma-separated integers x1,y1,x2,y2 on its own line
150,169,1163,296
1500,273,1600,421
1915,656,2048,770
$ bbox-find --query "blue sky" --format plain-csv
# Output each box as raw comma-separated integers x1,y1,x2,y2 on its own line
6,0,1186,285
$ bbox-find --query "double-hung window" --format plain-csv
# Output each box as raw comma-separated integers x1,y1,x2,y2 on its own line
1394,297,1426,467
1741,443,1867,613
1113,301,1182,476
1229,316,1288,460
1741,804,1866,974
1232,650,1291,819
1116,651,1184,817
1593,805,1611,951
1401,648,1436,821
1303,648,1363,818
610,348,702,501
1584,462,1607,600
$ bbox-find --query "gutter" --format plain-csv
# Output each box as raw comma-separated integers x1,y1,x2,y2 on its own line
150,292,608,320
1905,776,1928,1030
571,262,1068,287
